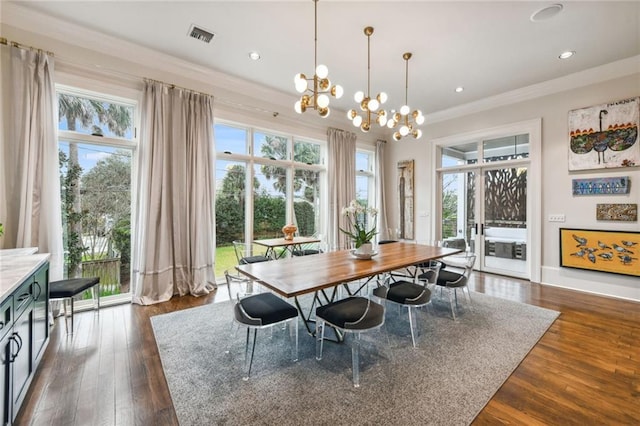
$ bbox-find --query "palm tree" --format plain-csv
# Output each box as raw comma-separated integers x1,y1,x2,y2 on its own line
260,136,320,200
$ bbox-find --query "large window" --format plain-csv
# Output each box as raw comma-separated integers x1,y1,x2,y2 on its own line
214,122,326,278
57,86,137,305
356,149,375,233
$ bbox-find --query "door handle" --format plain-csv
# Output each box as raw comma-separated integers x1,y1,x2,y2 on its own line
480,224,485,235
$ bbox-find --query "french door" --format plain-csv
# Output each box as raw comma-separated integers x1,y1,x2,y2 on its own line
435,124,540,281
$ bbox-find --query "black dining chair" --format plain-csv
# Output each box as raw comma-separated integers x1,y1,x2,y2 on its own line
224,270,299,380
425,254,476,320
233,240,271,264
373,261,440,347
315,296,385,387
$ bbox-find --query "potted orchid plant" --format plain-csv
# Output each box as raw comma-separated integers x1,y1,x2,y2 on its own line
340,199,378,253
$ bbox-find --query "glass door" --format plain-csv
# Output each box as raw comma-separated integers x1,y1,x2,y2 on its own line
481,166,528,277
436,133,531,280
440,170,476,251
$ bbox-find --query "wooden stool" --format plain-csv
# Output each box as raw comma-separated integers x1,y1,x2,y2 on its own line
49,277,100,333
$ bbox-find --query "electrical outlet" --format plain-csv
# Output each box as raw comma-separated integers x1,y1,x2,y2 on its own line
548,214,565,222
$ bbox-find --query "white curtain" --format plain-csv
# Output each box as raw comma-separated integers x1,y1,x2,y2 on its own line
132,80,216,305
326,127,356,251
0,42,64,281
375,139,390,240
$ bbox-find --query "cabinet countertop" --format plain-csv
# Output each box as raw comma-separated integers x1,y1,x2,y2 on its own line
0,253,50,302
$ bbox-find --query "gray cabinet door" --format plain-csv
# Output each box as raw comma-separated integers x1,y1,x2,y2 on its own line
32,264,49,365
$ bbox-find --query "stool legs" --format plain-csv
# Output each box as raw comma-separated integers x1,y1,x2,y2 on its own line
60,283,101,334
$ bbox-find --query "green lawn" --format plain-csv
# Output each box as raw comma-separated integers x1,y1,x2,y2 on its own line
215,245,237,279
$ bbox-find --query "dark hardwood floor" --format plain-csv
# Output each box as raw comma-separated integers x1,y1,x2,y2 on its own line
17,273,640,425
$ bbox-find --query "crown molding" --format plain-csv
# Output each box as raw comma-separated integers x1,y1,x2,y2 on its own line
425,55,640,124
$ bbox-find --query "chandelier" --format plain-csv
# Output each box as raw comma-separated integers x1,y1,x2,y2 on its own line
294,0,343,117
347,26,388,132
387,52,425,140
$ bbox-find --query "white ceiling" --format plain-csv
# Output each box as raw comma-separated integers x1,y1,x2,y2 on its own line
7,1,640,116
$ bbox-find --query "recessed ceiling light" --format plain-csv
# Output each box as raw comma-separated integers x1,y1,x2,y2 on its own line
559,50,575,59
455,87,464,93
530,4,564,22
249,51,261,61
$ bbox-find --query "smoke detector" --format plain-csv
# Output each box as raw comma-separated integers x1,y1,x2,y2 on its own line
188,24,215,43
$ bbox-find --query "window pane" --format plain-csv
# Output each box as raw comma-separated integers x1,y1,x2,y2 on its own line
57,92,134,139
441,142,479,167
254,131,288,160
293,169,320,236
215,124,247,155
215,160,247,277
253,163,286,238
293,139,321,165
441,171,476,243
59,141,132,295
356,151,371,172
483,134,529,162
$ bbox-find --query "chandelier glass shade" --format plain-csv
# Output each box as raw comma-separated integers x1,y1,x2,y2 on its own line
347,26,388,132
294,0,343,118
387,52,424,140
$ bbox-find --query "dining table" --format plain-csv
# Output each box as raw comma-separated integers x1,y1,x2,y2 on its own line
253,236,321,259
236,241,462,336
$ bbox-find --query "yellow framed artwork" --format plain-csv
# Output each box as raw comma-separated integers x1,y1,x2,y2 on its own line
559,228,639,277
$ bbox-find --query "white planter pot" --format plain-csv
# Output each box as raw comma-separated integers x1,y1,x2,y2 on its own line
356,242,373,255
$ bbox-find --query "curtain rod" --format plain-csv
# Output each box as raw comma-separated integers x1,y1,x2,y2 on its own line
2,36,280,117
144,77,213,98
0,37,54,56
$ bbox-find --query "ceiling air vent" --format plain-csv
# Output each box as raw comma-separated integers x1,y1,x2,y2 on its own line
188,24,215,43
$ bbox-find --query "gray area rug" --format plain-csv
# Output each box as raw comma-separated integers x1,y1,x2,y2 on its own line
151,291,559,426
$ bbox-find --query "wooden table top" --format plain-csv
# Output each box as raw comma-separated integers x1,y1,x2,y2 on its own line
253,236,321,248
236,242,461,298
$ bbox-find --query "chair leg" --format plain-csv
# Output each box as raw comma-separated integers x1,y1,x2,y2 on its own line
408,306,418,347
62,298,71,334
70,297,75,333
315,320,325,360
92,284,100,311
243,328,257,381
289,319,299,362
448,288,457,320
352,333,361,387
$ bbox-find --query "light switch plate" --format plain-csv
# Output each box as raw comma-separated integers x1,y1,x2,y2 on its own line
548,214,565,222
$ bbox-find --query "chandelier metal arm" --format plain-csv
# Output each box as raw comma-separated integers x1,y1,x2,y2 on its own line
348,26,388,133
389,52,424,140
293,0,343,118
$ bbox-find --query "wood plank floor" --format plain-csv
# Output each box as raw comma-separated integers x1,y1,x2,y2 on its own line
16,273,640,425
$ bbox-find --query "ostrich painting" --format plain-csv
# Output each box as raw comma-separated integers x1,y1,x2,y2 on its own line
568,97,639,170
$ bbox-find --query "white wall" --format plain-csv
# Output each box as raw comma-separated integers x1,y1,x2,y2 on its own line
386,73,640,301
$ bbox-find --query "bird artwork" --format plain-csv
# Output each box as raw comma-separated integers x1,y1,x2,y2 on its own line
618,255,638,265
572,234,588,247
568,97,640,171
562,229,639,277
597,252,614,260
570,249,586,258
612,244,634,255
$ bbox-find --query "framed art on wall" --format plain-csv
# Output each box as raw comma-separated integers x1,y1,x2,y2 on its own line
397,159,414,240
568,97,639,171
596,204,638,222
572,176,630,195
559,228,639,277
